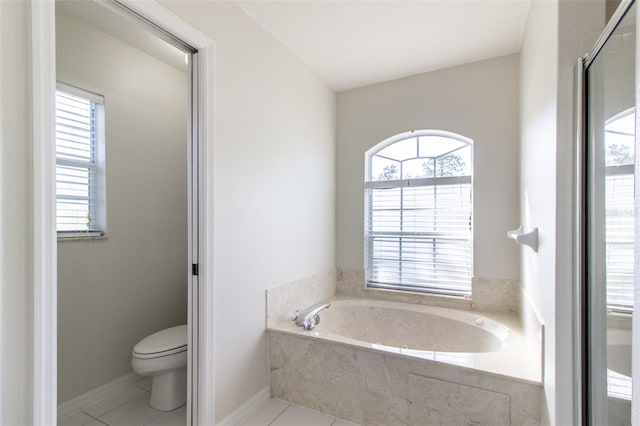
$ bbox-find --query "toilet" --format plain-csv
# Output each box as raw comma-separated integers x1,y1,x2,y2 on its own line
131,324,187,411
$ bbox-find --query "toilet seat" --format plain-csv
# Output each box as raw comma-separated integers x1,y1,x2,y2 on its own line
133,325,187,359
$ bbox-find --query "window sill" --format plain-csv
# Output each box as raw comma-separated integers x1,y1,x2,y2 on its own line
57,231,107,242
362,282,474,311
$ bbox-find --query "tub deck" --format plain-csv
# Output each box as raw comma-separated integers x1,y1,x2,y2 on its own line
269,296,541,385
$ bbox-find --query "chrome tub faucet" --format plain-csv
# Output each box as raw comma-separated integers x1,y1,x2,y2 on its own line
292,300,331,330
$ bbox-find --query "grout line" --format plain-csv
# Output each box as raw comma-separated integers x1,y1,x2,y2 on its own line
267,402,291,425
142,405,187,426
58,409,100,426
80,387,149,419
69,409,102,425
85,412,102,423
87,391,152,423
134,378,152,391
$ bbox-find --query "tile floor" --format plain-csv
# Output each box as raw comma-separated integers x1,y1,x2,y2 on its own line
58,378,359,426
58,377,186,426
237,398,359,426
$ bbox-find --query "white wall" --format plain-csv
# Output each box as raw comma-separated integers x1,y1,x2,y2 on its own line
519,0,604,424
4,0,609,422
0,1,34,424
336,53,521,282
519,3,559,423
55,12,188,403
156,2,336,421
0,1,335,421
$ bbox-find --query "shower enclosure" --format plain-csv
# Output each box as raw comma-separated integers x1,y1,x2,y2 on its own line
579,1,636,424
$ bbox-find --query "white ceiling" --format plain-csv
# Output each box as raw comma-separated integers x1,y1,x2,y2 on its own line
238,1,531,92
57,0,187,71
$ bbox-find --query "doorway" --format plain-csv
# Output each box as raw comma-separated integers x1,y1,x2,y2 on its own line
30,0,215,424
55,0,195,424
579,0,636,424
55,0,193,424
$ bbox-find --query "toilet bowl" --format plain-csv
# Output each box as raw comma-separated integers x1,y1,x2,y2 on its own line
132,325,187,411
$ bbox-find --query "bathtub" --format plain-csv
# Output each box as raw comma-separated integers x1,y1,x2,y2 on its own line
318,299,507,353
268,297,542,425
608,328,631,378
606,327,631,425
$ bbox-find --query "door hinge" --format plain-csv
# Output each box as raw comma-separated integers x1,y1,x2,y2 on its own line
192,263,199,276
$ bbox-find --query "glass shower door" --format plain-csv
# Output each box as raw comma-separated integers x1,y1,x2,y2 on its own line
584,3,636,424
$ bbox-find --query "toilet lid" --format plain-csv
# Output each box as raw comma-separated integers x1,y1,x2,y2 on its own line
133,325,187,357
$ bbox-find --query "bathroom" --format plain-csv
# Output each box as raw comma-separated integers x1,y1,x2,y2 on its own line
54,0,191,423
0,0,637,425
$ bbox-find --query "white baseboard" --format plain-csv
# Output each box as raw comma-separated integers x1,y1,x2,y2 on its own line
57,372,143,418
216,386,271,426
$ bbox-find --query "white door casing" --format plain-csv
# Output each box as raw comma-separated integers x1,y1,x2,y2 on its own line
30,1,215,424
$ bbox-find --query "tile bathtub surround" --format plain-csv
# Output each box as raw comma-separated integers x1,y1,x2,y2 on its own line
335,269,473,310
266,268,337,327
336,269,522,314
268,331,542,426
408,375,510,426
472,277,521,314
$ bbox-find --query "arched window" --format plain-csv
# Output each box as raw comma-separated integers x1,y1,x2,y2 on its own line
365,130,473,296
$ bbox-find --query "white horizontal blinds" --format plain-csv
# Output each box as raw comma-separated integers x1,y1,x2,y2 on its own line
367,180,472,294
605,169,634,312
55,86,103,233
603,109,635,312
365,132,473,296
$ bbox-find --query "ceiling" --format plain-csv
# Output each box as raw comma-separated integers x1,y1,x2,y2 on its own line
58,0,531,92
238,1,531,92
57,0,187,71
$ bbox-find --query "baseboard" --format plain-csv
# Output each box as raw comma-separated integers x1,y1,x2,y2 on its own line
57,372,143,418
216,386,271,426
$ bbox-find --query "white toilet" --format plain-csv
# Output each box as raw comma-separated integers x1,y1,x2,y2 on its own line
131,325,187,411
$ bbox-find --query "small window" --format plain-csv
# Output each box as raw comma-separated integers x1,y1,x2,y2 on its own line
55,83,106,239
604,108,635,313
365,130,473,296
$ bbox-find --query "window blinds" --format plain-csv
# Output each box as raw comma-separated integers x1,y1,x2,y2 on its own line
366,179,472,295
605,170,634,312
55,87,104,234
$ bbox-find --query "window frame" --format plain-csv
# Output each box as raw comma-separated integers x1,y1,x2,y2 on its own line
55,82,106,240
364,130,474,297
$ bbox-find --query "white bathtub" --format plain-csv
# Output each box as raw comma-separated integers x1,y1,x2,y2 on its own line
319,299,507,353
268,297,543,425
608,328,631,377
607,327,631,404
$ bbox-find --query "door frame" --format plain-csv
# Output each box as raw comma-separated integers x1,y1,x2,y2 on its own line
30,1,215,424
576,0,637,423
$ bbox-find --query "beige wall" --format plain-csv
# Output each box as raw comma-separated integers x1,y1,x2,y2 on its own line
56,12,188,403
336,53,521,282
157,2,336,421
607,0,622,21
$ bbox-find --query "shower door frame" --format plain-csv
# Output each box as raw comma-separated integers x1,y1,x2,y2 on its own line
30,1,216,424
576,0,637,423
